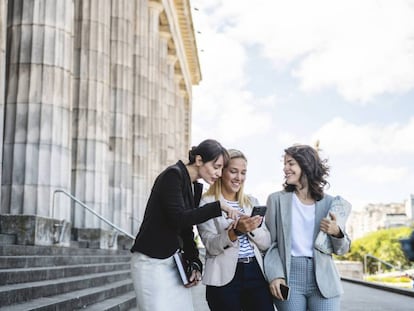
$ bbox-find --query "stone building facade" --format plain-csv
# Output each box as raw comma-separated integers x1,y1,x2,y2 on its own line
348,198,413,239
0,0,200,244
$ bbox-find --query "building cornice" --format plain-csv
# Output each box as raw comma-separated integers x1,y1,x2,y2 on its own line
173,0,201,85
159,0,201,99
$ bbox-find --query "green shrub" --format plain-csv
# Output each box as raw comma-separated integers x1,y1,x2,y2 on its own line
365,275,410,283
336,227,414,274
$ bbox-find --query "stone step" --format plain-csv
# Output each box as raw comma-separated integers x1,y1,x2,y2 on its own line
0,279,134,311
0,254,131,269
77,291,136,311
0,269,131,306
0,233,16,245
0,262,131,285
0,242,136,310
0,244,131,256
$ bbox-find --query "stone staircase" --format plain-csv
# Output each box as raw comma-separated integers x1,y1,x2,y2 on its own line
0,243,136,311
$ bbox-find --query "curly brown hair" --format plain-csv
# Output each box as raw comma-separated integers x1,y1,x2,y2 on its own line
283,144,330,201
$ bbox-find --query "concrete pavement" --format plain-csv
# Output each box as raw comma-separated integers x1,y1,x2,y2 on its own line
191,279,414,311
191,282,209,311
340,280,414,311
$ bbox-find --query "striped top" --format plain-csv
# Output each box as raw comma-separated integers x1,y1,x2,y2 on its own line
225,199,255,259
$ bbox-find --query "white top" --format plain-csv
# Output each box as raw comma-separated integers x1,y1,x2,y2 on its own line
291,193,315,257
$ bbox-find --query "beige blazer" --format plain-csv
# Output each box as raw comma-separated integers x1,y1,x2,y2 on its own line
197,195,271,286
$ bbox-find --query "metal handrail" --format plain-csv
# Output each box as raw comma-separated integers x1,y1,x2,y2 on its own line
52,189,135,239
363,253,402,274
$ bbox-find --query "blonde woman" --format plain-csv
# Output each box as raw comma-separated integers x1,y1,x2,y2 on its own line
197,149,274,311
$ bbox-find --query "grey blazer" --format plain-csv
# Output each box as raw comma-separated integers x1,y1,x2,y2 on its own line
263,191,351,298
198,195,271,286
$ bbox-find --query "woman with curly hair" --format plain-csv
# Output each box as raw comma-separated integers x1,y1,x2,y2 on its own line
264,144,351,311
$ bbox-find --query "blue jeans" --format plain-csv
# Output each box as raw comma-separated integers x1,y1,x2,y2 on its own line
206,260,274,311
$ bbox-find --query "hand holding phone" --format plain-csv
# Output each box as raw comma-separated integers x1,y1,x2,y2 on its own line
251,205,267,217
250,205,267,227
280,284,290,300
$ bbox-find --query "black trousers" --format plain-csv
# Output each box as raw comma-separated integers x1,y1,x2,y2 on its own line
206,260,274,311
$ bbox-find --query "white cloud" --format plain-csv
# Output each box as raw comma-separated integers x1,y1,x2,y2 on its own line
293,1,414,102
194,0,414,103
389,116,414,152
311,117,414,155
192,2,274,143
193,88,273,143
190,0,414,208
351,165,408,183
276,132,306,148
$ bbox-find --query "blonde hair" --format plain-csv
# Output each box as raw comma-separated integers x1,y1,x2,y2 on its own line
204,149,252,207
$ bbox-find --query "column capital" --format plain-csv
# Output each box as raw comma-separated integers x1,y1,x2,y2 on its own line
174,74,183,84
179,89,188,99
174,67,183,83
159,26,172,41
167,54,178,65
148,1,164,13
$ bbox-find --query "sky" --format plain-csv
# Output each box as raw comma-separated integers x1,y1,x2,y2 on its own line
189,0,414,210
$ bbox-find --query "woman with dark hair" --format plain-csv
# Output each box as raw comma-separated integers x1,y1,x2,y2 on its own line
130,139,239,311
264,144,351,311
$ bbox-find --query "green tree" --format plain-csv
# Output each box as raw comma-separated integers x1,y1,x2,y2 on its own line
336,227,414,274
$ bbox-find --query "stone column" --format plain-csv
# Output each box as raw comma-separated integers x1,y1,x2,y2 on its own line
174,76,188,160
183,94,191,158
147,0,163,183
71,0,111,228
2,0,74,218
161,37,179,163
131,0,150,231
109,0,134,231
0,0,7,211
159,29,170,166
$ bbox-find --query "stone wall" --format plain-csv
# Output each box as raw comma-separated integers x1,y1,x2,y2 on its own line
0,0,200,241
0,0,6,212
336,260,364,280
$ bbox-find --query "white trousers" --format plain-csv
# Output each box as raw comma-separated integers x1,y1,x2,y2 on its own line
131,252,194,311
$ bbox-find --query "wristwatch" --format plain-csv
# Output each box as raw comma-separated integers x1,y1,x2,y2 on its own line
233,228,244,236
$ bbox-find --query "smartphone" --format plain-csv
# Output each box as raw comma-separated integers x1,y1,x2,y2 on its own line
280,284,290,300
251,205,267,217
251,205,267,227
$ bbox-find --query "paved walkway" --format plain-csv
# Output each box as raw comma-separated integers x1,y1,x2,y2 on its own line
191,282,209,311
191,279,414,311
341,281,413,311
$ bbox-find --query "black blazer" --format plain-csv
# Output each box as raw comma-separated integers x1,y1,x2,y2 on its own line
131,160,221,265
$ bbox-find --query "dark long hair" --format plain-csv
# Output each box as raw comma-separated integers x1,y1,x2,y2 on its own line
283,144,329,201
188,139,229,165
